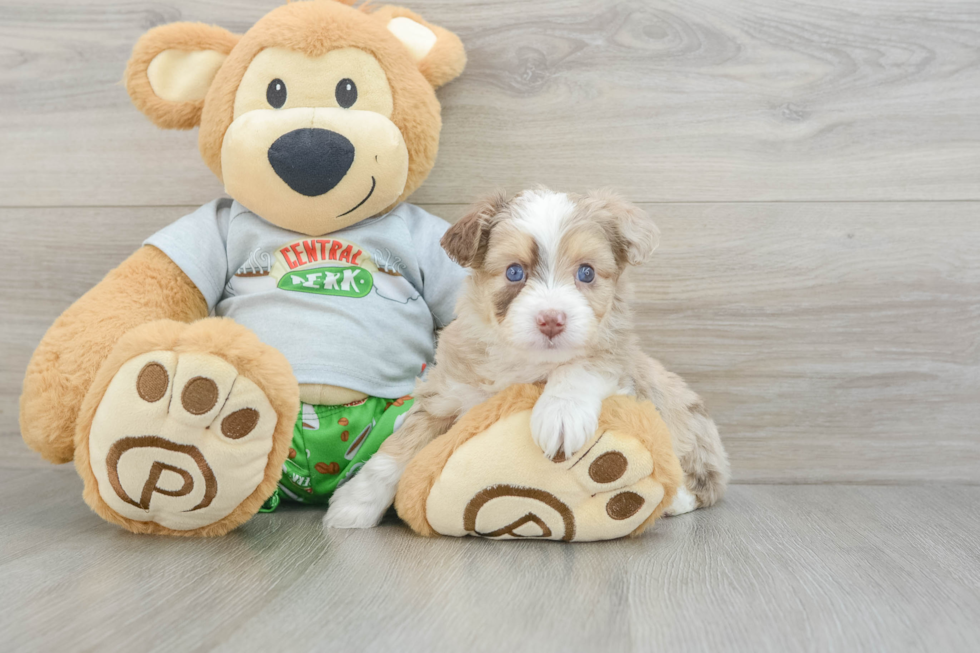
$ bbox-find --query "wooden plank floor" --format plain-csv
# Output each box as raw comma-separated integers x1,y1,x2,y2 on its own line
1,467,979,652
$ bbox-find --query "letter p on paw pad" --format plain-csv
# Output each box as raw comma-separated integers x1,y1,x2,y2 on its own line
82,346,285,534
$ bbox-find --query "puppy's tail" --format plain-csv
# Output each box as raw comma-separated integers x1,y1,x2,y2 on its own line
634,354,730,508
678,404,730,507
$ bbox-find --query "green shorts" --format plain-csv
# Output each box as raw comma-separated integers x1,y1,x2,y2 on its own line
260,394,414,512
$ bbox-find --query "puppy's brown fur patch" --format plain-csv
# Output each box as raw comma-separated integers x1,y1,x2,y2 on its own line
486,229,538,320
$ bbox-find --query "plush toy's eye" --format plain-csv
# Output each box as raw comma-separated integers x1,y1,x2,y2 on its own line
267,79,287,109
506,264,525,282
335,78,357,109
577,264,595,283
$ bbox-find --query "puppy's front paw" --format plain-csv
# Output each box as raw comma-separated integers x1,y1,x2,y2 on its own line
531,394,600,460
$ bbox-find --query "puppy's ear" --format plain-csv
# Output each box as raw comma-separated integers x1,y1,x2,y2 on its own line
125,23,240,130
442,193,508,268
372,6,466,88
588,190,660,266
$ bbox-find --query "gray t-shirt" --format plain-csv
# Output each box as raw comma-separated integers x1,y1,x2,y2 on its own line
146,199,466,398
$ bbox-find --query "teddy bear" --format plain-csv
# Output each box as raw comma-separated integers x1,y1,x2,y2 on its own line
19,0,468,536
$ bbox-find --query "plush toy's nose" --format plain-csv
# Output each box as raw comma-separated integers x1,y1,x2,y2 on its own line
268,128,355,197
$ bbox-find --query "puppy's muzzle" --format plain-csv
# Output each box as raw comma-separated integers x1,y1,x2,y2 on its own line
268,128,355,197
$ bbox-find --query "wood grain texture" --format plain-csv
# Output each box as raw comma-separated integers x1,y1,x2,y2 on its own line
640,202,980,483
1,0,979,207
1,469,978,652
2,203,977,482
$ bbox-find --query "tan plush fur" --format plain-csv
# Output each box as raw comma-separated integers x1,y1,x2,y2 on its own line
74,318,299,537
395,384,542,536
125,22,240,130
394,384,682,539
371,5,467,89
20,246,207,464
596,394,683,536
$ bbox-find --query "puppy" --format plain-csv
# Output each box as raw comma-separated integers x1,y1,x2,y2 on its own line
325,189,730,528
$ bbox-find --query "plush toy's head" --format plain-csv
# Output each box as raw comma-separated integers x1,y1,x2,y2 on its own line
125,0,465,236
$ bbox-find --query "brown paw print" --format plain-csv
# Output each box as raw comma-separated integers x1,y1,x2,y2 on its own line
88,349,278,531
427,424,668,542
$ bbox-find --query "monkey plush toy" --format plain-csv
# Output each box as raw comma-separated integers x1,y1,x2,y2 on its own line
19,0,467,536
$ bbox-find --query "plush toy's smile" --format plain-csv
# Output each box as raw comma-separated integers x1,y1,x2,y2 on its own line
338,176,376,218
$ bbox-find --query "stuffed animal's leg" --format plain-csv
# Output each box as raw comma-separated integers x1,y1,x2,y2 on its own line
633,354,730,514
325,404,453,529
20,246,207,464
75,318,298,536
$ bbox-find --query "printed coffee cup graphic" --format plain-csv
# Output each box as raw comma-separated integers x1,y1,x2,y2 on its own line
229,248,277,295
373,247,421,303
105,436,217,512
344,421,374,460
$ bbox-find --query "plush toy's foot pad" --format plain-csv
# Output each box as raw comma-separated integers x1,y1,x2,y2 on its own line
81,322,293,535
424,409,668,542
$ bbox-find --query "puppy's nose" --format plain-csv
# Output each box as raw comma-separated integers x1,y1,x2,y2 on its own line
268,128,355,197
535,310,566,339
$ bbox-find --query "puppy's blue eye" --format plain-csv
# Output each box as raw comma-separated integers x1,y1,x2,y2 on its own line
506,263,525,282
577,264,595,283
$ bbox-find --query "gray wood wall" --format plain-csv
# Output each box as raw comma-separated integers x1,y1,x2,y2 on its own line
2,0,978,482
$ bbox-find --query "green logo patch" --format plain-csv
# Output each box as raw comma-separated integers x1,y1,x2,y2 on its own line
277,266,374,298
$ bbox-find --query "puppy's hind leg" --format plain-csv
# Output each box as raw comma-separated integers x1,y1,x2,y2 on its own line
665,403,728,516
324,405,453,529
635,355,730,514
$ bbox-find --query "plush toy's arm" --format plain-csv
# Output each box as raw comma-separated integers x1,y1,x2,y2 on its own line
20,245,208,463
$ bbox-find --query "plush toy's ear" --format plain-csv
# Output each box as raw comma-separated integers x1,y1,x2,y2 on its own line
372,6,466,88
586,190,661,267
125,23,240,130
441,192,509,268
